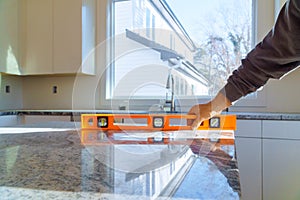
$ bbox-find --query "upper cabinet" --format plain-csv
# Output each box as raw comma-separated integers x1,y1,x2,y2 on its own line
23,0,53,74
1,0,96,75
0,0,22,75
53,0,82,74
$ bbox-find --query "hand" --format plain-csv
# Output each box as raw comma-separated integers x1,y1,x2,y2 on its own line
187,102,216,129
187,91,232,129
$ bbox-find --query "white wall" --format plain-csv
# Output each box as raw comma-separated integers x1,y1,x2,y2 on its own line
22,75,76,110
260,0,300,113
230,0,300,113
0,73,23,110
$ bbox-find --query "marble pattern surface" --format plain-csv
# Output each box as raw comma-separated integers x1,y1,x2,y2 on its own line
2,110,300,121
0,122,241,199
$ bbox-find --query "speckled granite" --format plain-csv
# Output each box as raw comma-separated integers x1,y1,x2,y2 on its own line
0,111,18,116
233,112,300,120
0,124,241,200
2,110,300,121
233,112,282,120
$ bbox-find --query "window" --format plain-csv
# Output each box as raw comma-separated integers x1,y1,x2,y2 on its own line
106,0,254,110
146,8,151,37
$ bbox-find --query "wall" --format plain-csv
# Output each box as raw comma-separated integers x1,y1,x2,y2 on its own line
22,75,76,110
259,0,300,113
230,0,300,113
0,73,23,110
264,69,300,112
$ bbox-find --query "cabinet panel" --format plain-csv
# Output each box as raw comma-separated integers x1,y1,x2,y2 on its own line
24,0,53,74
236,120,261,138
19,0,95,75
0,0,21,74
263,120,300,139
235,138,262,200
81,0,96,74
263,139,300,200
53,0,82,73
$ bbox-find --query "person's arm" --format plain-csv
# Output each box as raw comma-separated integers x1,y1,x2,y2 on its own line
224,0,300,103
188,0,300,128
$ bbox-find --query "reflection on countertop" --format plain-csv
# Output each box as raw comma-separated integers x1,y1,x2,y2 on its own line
0,122,241,199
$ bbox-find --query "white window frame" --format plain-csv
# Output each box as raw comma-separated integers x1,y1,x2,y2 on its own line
99,0,269,112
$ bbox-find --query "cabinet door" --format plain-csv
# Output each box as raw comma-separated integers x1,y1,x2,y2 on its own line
53,0,82,73
263,139,300,200
263,120,300,139
235,120,262,200
236,120,262,138
0,0,20,74
235,138,262,200
23,0,53,74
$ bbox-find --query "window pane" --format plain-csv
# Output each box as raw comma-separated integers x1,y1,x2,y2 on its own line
110,0,253,99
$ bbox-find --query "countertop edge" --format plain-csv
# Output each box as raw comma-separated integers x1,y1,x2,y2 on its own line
1,110,300,121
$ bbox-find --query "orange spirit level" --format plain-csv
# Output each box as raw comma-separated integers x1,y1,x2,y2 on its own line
81,113,236,131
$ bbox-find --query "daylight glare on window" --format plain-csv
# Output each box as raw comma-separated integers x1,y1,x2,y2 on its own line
166,0,253,95
110,0,253,100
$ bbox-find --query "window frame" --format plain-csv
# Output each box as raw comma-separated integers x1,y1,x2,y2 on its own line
100,0,265,112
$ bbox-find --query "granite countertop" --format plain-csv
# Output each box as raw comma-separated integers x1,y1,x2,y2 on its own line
232,112,300,120
2,110,300,121
0,122,241,199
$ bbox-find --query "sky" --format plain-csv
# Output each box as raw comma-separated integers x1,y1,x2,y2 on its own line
165,0,250,45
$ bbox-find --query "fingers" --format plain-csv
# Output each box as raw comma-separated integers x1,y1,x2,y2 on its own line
187,103,212,130
187,105,198,127
187,114,195,127
191,116,202,130
187,105,202,129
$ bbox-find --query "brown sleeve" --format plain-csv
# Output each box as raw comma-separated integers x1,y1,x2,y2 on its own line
222,0,300,103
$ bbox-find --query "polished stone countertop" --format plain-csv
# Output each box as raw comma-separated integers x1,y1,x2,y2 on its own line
233,112,300,120
0,122,241,199
1,110,300,121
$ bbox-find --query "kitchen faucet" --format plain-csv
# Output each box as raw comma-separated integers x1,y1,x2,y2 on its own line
164,58,180,112
165,71,175,112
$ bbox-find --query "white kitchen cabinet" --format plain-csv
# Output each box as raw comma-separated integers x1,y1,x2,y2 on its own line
0,0,21,74
53,0,96,74
20,0,95,75
236,119,300,200
22,0,53,74
236,120,262,138
53,0,82,73
236,138,262,200
235,121,262,200
263,120,300,139
262,120,300,200
263,139,300,200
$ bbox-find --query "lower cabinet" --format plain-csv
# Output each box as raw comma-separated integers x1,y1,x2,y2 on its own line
262,120,300,200
235,138,262,200
263,139,300,200
236,119,300,200
235,119,262,200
